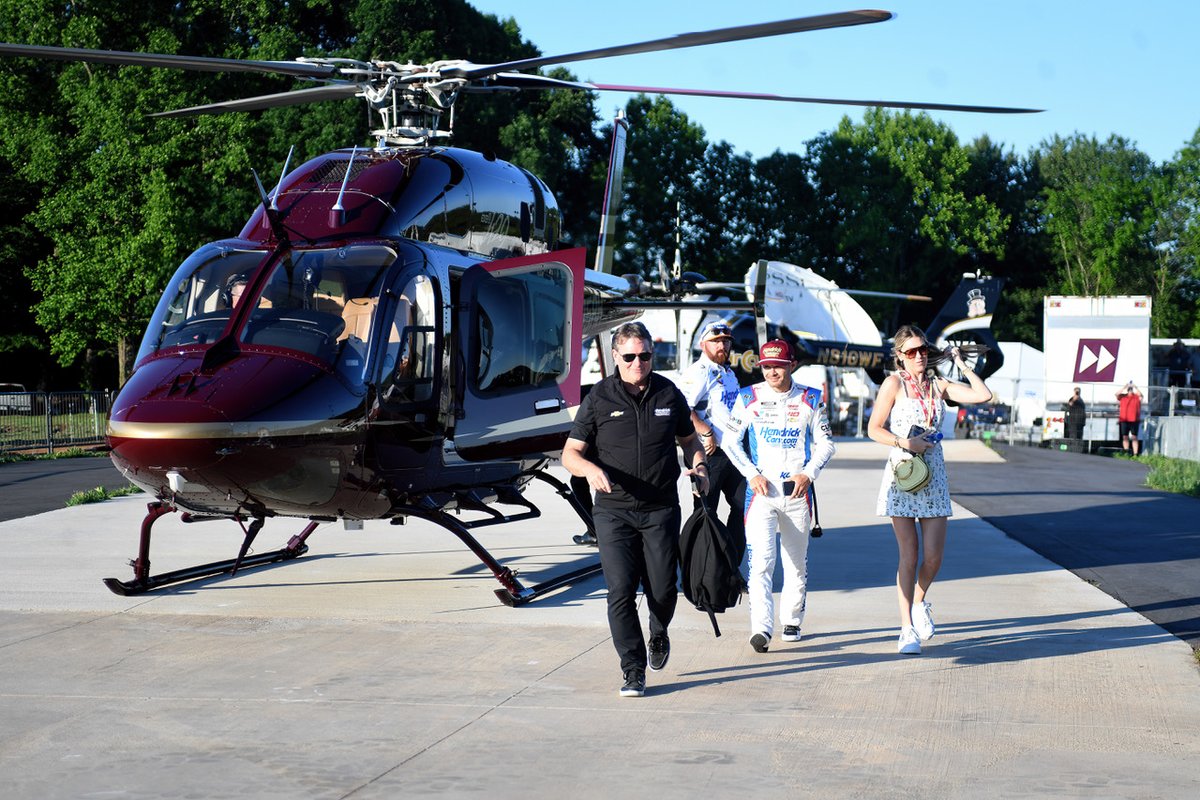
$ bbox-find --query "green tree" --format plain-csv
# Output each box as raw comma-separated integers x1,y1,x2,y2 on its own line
0,0,329,386
1037,134,1157,298
963,136,1051,347
1154,129,1200,336
2,0,586,386
683,141,755,281
617,95,708,279
805,109,1009,330
745,150,818,269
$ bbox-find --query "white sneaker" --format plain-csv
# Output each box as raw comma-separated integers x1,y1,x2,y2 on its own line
897,626,921,655
912,601,935,641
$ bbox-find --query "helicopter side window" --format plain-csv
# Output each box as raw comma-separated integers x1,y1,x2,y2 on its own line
474,266,569,393
379,274,437,405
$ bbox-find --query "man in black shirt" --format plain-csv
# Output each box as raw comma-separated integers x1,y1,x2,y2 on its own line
562,321,709,697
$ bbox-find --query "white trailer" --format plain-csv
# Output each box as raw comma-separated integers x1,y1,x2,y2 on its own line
1041,296,1150,439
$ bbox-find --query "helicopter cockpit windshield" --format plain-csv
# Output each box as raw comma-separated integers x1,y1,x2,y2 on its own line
138,245,269,362
137,244,404,387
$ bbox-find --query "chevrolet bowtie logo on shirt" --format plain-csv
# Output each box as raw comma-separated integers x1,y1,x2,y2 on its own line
609,411,624,417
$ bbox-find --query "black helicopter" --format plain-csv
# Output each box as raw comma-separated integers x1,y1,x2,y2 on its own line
0,10,1038,604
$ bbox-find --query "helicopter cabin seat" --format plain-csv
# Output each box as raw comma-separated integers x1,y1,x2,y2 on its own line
339,297,377,343
339,297,403,342
311,292,344,315
311,274,345,316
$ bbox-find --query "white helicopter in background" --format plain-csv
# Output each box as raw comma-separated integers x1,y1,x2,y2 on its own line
626,259,1005,436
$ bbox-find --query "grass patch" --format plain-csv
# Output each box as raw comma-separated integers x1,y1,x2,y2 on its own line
1124,454,1200,498
37,447,107,460
66,484,143,506
1,447,107,464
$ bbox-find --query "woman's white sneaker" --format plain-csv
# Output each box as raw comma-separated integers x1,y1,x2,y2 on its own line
897,626,921,655
912,601,935,641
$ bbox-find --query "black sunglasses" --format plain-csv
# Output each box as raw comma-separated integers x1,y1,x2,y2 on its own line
619,352,653,363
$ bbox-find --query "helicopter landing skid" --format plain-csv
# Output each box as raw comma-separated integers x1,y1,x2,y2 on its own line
102,501,318,596
392,501,602,607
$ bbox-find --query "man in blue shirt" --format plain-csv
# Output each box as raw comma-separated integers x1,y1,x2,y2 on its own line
676,320,746,558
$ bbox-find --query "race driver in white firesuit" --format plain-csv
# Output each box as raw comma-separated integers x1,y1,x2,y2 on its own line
714,339,836,653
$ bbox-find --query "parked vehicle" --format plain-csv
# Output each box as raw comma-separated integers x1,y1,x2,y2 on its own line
0,383,32,413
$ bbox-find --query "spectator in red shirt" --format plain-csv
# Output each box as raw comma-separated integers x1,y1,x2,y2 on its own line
1116,382,1143,456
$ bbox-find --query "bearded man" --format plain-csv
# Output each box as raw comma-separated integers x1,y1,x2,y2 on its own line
676,320,746,557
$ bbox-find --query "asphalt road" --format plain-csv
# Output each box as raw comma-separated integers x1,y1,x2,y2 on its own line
949,443,1199,648
0,455,130,522
2,445,1196,649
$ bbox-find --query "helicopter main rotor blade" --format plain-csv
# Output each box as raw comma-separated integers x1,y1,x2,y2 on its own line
0,41,337,79
586,82,1041,114
447,10,892,80
149,84,362,118
462,72,597,92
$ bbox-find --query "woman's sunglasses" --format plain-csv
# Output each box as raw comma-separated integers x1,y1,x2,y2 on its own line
901,345,928,359
619,352,653,363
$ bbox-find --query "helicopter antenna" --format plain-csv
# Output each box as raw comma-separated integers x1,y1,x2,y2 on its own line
270,145,295,211
251,167,290,245
330,146,359,227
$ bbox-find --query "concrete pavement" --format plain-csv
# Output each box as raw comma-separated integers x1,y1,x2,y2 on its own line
0,440,1197,798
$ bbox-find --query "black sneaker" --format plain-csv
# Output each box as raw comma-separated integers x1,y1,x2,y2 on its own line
619,669,645,697
750,633,770,653
781,625,802,642
572,531,598,546
648,634,670,671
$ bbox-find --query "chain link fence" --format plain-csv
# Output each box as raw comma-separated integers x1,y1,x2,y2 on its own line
0,391,113,455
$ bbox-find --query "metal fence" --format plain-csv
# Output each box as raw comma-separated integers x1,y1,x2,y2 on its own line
959,385,1200,461
0,391,113,455
1146,385,1200,417
1144,416,1200,461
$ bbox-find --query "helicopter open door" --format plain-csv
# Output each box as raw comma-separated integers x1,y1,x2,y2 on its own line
454,248,586,461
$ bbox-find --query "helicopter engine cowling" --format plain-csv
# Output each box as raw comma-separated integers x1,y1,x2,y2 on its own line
240,147,561,259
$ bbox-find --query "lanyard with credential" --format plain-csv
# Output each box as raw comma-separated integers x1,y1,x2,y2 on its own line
900,370,936,427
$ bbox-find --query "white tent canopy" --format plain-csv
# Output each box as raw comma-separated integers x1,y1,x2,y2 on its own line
987,341,1044,425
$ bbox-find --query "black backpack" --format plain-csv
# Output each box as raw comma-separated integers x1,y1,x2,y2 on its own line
679,495,747,637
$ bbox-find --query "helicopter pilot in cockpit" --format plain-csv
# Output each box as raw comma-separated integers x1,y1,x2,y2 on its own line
219,272,251,310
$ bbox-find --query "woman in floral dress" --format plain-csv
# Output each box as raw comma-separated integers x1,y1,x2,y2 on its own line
867,325,993,655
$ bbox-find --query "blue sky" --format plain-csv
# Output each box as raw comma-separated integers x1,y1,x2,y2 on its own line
467,0,1199,164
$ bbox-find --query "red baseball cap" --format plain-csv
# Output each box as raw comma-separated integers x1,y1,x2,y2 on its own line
758,339,795,367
